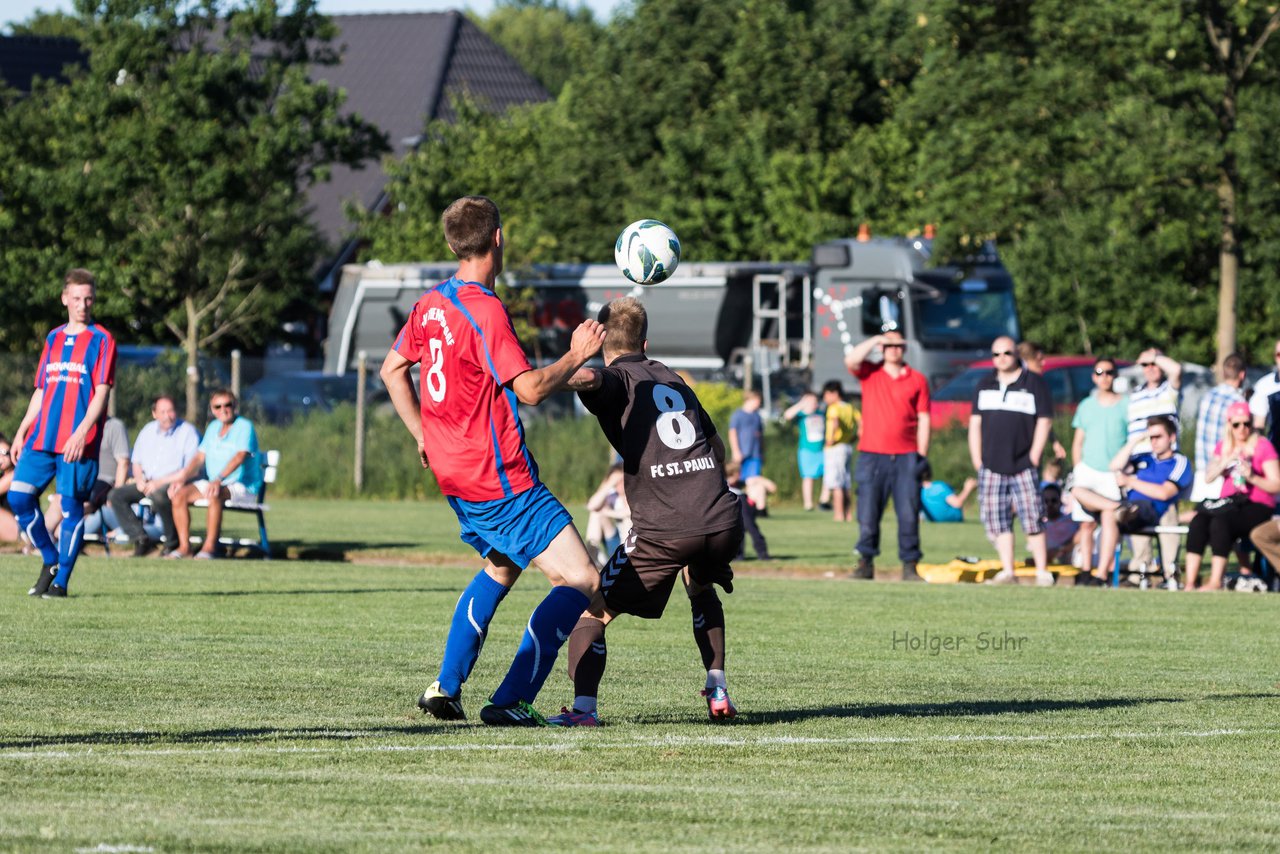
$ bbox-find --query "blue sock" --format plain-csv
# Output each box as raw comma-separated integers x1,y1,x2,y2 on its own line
10,489,58,566
490,586,590,707
55,495,85,588
437,570,510,696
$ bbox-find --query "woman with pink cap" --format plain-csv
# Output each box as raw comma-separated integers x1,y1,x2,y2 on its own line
1183,400,1280,590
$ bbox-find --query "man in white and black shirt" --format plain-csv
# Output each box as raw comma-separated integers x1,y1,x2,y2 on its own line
969,336,1055,586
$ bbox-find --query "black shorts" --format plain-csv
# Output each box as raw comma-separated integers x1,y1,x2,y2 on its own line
600,524,742,619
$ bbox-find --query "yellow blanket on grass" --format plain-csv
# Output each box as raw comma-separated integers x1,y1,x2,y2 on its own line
916,558,1079,584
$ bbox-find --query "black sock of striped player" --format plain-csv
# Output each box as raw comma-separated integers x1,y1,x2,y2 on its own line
567,618,606,713
689,589,725,672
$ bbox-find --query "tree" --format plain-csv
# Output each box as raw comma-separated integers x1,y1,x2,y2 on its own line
0,0,387,419
479,1,604,97
1186,1,1280,364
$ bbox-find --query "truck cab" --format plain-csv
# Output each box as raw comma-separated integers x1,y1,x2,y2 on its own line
807,236,1021,393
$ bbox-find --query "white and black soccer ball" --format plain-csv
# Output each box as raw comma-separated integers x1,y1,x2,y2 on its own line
614,219,680,285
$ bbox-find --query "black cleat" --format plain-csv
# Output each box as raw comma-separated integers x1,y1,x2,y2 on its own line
479,700,554,727
28,564,56,597
850,557,874,580
901,562,922,582
417,680,466,721
132,536,156,558
42,584,68,599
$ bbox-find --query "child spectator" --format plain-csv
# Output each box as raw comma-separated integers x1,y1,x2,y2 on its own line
920,475,977,523
1041,483,1080,564
725,460,773,560
782,390,825,511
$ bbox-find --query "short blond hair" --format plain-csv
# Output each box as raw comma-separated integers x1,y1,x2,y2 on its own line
598,297,647,354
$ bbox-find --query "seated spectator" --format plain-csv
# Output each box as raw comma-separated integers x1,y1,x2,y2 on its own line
167,390,262,559
46,414,130,545
726,460,773,560
782,390,825,511
1184,402,1280,591
107,395,201,556
0,434,18,544
920,476,977,523
1041,483,1080,564
585,464,631,566
1072,416,1192,586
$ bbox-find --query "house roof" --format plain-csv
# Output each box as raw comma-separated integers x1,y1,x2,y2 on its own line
0,35,85,93
307,12,550,253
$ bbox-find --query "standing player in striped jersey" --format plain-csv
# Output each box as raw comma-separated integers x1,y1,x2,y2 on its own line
549,297,743,726
12,268,116,598
381,196,605,727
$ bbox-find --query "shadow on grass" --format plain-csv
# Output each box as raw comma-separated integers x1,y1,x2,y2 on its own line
276,540,422,561
88,586,462,598
635,692,1280,726
0,724,455,750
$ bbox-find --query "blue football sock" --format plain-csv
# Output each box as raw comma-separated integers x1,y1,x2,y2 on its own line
10,489,58,566
437,570,510,696
490,585,590,707
54,495,85,588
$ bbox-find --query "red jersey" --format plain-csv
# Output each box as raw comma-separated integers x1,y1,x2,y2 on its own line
854,361,930,455
28,323,116,455
392,278,537,502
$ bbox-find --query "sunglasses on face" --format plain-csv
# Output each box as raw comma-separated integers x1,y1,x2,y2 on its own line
882,343,905,349
1094,368,1117,376
992,350,1014,357
212,402,235,411
1231,421,1251,429
1138,361,1157,368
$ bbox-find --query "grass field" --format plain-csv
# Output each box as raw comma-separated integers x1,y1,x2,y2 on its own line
2,500,1278,851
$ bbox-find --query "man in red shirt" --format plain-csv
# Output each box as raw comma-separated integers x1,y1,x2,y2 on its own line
381,196,606,727
844,330,931,581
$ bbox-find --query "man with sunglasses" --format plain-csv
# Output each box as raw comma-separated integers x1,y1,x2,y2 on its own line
165,390,261,559
844,330,931,581
969,336,1055,586
1069,357,1129,584
1247,338,1280,444
1191,353,1248,505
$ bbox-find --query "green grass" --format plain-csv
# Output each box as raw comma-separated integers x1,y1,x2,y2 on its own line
2,500,1278,851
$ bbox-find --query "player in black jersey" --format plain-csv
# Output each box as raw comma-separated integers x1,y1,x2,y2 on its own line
550,297,744,726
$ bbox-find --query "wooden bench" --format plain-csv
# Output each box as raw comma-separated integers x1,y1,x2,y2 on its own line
87,450,279,558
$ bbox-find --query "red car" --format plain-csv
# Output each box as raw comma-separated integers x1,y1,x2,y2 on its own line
929,356,1132,427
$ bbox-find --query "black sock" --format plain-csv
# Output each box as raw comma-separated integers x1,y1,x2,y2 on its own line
568,618,607,701
689,589,725,671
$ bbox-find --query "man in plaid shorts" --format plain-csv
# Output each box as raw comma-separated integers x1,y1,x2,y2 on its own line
968,336,1055,586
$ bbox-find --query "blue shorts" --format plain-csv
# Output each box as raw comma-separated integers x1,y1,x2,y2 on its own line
740,457,763,479
11,449,99,502
797,448,824,480
447,482,574,570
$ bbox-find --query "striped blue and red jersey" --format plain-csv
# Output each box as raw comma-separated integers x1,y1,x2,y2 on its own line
27,323,116,456
392,277,538,502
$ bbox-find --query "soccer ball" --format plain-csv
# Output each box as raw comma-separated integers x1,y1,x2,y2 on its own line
614,219,680,285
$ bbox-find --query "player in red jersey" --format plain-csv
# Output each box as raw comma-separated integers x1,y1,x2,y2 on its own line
12,268,116,598
381,196,605,727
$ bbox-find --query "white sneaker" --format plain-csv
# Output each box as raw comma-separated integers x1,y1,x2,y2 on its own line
987,569,1018,585
1035,569,1056,587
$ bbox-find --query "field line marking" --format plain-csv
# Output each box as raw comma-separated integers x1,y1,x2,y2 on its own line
0,728,1256,761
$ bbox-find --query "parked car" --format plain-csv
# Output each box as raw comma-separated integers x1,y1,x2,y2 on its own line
242,371,385,423
930,356,1132,427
